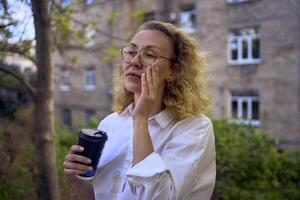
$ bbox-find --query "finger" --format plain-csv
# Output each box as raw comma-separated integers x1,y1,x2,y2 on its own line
153,66,159,86
64,168,88,175
65,154,91,165
141,73,149,95
151,65,158,90
147,65,153,84
70,145,84,154
147,66,154,97
63,161,93,171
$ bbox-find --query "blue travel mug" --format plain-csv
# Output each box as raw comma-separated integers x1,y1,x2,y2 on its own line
76,128,108,180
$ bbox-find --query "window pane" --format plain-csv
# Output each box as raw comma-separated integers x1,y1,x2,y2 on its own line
143,11,156,22
252,101,260,120
230,38,238,60
85,69,96,89
242,39,248,59
85,109,96,123
242,100,248,119
62,108,72,127
231,100,238,118
252,38,260,59
179,3,196,33
85,0,93,5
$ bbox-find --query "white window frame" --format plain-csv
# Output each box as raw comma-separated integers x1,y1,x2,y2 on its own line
229,95,260,126
60,0,70,7
228,28,261,65
85,68,96,91
59,69,70,92
179,4,196,33
227,0,250,4
85,26,96,47
84,0,93,5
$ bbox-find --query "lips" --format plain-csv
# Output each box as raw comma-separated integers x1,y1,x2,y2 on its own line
126,72,141,78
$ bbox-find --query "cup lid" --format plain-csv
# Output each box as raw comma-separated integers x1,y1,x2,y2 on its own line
80,128,106,138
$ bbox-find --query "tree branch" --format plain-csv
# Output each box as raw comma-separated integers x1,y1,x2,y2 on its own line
0,62,36,98
51,1,127,42
1,0,9,16
0,43,37,65
0,21,16,29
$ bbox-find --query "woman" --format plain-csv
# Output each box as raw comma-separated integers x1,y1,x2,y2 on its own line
63,20,216,200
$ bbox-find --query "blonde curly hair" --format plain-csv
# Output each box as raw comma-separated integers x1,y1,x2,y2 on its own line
112,20,211,120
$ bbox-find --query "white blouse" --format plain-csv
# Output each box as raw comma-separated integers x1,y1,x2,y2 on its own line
93,104,216,200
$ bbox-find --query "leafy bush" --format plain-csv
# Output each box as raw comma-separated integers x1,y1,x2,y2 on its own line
55,116,99,199
0,108,36,200
213,120,300,200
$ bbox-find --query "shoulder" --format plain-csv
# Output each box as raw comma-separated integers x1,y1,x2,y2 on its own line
174,114,212,131
171,114,213,138
97,112,122,130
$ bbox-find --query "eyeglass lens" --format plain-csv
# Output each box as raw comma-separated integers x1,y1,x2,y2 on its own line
122,47,156,66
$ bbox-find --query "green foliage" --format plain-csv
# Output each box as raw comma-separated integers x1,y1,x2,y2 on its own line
103,46,120,62
0,73,20,88
213,120,300,200
131,10,145,23
106,11,119,25
54,125,78,198
52,13,72,43
0,109,36,200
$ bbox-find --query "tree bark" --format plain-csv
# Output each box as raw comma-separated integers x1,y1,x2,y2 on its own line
31,0,61,200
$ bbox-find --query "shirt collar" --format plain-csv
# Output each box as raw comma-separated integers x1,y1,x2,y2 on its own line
120,103,134,116
120,103,175,129
150,109,175,129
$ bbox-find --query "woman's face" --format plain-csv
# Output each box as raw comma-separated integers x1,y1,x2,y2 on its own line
122,29,175,94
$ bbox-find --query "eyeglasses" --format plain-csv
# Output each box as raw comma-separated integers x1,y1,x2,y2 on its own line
120,46,175,66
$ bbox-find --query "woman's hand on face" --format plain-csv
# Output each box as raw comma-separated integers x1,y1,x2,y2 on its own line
63,145,92,178
132,64,159,119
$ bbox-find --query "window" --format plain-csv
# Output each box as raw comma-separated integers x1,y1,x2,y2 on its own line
230,92,260,126
143,11,156,22
62,108,72,127
178,3,196,33
59,69,70,92
228,28,260,65
85,68,95,91
227,0,250,4
84,0,93,5
60,0,70,7
85,26,96,47
85,109,96,124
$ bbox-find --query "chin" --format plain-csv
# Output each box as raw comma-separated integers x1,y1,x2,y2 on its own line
124,82,141,94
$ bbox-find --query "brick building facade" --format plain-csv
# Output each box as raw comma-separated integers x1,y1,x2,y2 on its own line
54,0,300,147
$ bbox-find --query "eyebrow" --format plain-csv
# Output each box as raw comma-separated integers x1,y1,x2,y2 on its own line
129,43,160,51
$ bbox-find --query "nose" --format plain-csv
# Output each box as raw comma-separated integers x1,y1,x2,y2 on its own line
129,53,142,68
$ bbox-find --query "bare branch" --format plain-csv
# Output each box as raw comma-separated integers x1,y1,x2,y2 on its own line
0,61,36,98
1,43,37,65
0,21,16,29
51,1,127,42
1,0,9,16
70,16,126,42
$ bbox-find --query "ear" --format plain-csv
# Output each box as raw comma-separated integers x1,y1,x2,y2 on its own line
167,63,180,82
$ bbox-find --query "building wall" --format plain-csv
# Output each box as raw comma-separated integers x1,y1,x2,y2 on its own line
198,0,300,145
53,0,300,146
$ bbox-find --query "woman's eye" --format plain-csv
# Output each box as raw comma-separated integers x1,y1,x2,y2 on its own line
143,51,156,58
126,50,136,55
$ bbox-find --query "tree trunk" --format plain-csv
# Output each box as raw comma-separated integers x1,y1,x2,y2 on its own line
31,1,61,200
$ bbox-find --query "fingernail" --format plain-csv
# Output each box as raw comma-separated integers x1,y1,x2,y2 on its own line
87,159,92,163
89,167,93,171
79,147,84,151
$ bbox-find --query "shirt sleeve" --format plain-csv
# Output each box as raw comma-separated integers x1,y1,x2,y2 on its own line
126,116,216,200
